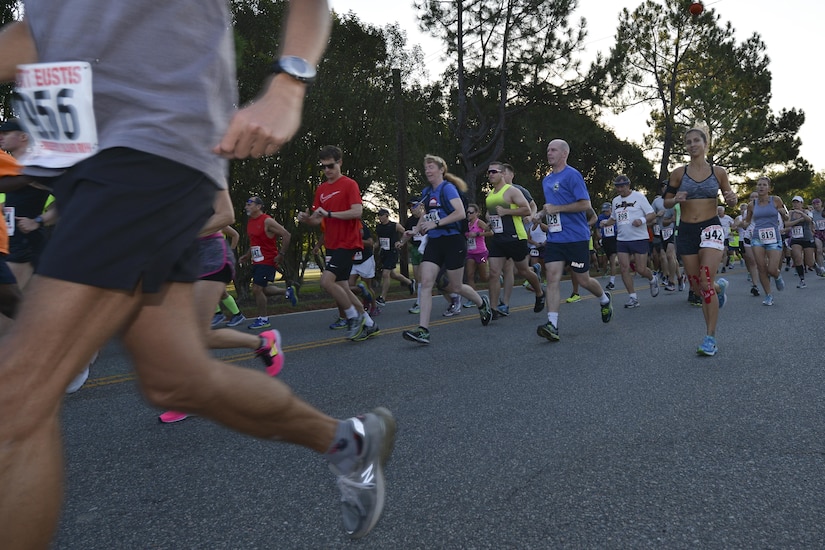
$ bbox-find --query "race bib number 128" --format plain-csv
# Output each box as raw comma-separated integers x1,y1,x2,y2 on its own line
14,62,98,169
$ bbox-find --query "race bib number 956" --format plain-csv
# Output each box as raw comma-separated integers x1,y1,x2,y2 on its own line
14,62,98,169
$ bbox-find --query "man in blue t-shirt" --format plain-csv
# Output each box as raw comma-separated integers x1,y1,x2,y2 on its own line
534,139,614,342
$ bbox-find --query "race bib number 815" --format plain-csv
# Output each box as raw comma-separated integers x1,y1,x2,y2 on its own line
14,62,98,169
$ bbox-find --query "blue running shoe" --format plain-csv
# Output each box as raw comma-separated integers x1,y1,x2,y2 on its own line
330,317,348,330
211,313,227,328
226,313,246,327
248,317,271,329
775,275,785,291
357,282,373,304
696,335,718,356
285,285,298,306
716,278,729,309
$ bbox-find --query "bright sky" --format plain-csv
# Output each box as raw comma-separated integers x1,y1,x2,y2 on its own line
329,0,825,174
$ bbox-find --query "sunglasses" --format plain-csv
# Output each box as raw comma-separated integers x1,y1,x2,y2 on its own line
246,199,262,205
467,210,477,214
319,162,337,169
487,169,501,174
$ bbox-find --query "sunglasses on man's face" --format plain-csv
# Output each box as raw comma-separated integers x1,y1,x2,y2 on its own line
319,162,337,170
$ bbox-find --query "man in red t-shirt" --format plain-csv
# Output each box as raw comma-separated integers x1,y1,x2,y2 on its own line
298,145,379,341
239,196,295,329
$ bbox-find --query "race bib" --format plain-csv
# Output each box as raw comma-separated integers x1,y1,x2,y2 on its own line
251,245,264,263
791,225,803,239
616,211,630,226
603,224,615,237
423,211,440,224
758,227,777,244
699,224,725,250
379,237,390,251
467,236,476,250
661,227,674,241
546,213,562,233
353,251,363,261
488,215,503,234
816,219,825,231
14,62,98,169
653,224,661,236
4,206,14,237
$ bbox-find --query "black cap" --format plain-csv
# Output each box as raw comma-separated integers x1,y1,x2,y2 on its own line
0,119,23,132
378,208,390,216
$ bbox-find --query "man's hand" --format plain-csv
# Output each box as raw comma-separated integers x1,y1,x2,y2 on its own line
213,76,306,159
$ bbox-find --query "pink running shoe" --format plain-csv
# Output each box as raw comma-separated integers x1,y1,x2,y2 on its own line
256,329,284,376
158,410,191,423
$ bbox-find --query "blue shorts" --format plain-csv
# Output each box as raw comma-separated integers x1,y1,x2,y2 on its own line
544,240,590,273
251,264,276,287
617,239,650,256
749,237,783,251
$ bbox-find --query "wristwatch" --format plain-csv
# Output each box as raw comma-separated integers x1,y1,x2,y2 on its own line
271,56,317,85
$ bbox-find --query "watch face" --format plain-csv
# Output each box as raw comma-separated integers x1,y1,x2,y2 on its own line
279,56,316,82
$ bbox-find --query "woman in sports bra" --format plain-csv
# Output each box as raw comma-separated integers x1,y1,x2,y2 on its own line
663,128,738,357
742,176,789,305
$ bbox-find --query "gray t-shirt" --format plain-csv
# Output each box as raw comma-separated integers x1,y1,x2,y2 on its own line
24,0,236,187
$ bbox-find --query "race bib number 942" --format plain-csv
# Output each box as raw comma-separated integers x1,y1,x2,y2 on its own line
14,62,98,169
699,224,725,250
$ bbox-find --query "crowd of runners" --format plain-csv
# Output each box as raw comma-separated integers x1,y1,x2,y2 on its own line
1,2,821,546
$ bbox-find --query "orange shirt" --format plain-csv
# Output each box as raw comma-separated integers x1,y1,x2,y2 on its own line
0,151,22,177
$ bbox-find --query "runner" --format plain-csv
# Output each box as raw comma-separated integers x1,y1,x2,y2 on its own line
0,4,395,545
742,176,788,306
463,203,492,307
0,119,50,289
663,128,737,355
484,161,545,318
534,139,613,342
298,146,379,342
786,196,816,288
239,195,297,329
605,175,658,309
733,198,761,296
375,208,414,306
597,202,619,291
810,197,825,275
401,154,492,344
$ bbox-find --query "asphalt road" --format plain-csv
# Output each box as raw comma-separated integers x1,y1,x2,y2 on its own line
55,266,825,549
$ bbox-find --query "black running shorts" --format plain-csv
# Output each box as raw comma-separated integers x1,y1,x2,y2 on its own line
37,148,216,292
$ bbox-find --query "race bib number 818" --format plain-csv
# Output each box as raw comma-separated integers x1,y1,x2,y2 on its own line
14,62,98,169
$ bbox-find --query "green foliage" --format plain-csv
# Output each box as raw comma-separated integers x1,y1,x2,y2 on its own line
228,1,446,293
602,0,809,187
415,0,591,197
0,1,22,118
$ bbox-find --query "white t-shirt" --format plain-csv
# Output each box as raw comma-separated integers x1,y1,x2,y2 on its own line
611,190,654,242
719,214,734,238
